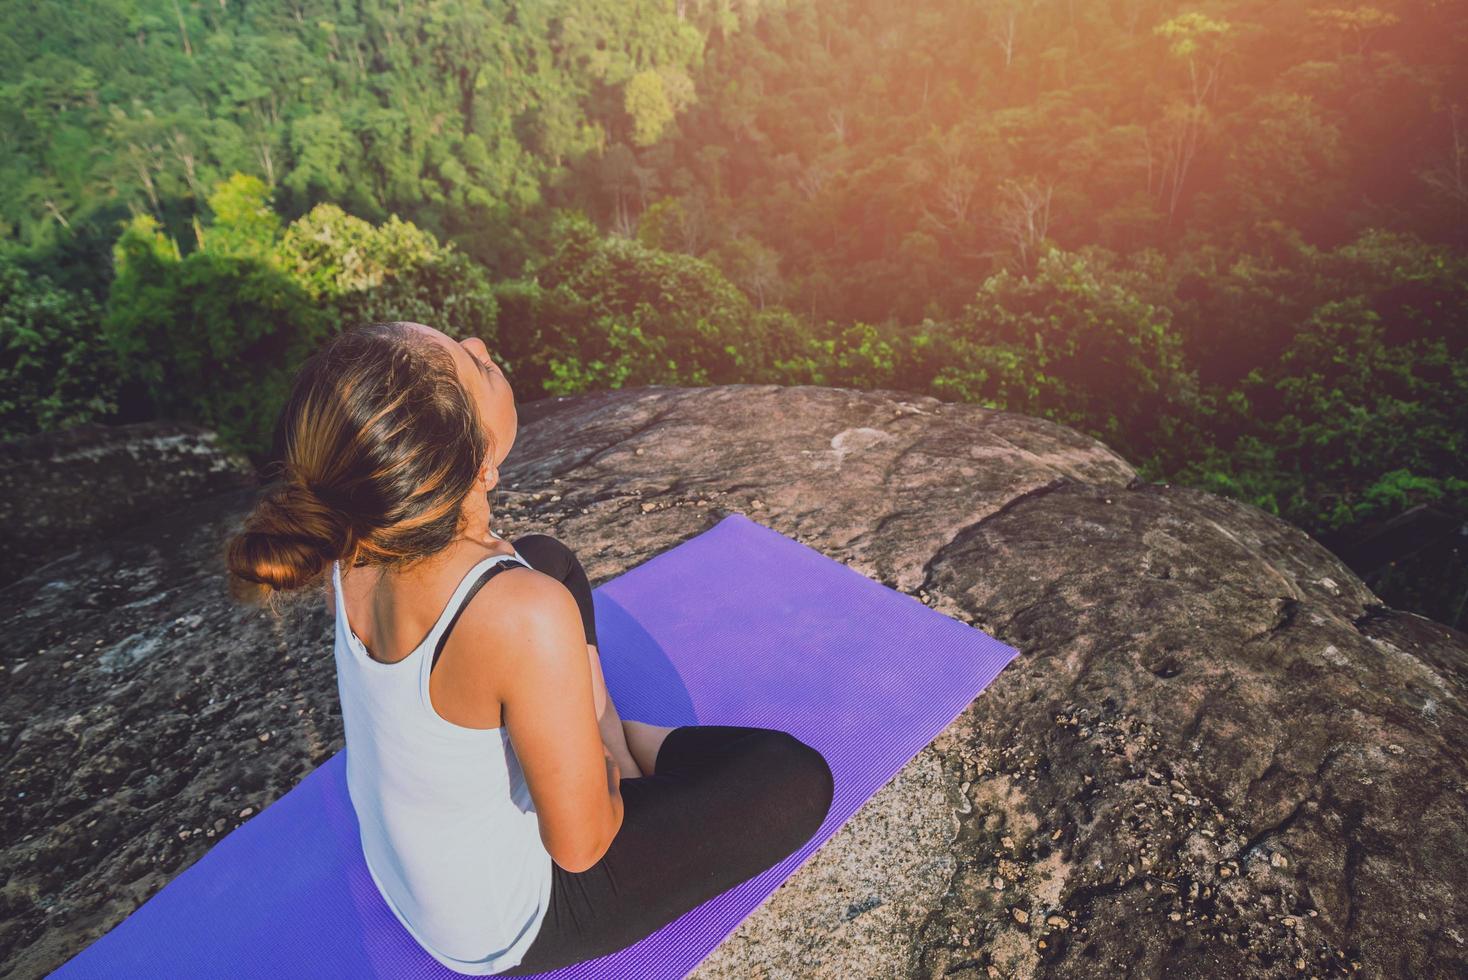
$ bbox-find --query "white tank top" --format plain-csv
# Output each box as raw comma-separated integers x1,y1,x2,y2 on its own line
330,543,553,975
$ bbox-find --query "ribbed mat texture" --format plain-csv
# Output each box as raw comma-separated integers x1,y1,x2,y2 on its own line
52,512,1019,978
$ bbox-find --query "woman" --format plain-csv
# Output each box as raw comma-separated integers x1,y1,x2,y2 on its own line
225,321,834,975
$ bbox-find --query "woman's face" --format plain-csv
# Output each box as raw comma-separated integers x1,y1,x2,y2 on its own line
409,323,517,473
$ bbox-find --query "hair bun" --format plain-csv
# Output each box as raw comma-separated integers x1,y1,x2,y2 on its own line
226,478,355,596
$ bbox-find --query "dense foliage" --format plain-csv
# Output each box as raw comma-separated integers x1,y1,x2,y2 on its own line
1,0,1463,626
0,0,710,289
100,174,497,453
0,260,114,435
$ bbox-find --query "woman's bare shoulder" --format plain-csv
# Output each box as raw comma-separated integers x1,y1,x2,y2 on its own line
440,564,576,669
430,563,560,728
460,565,576,646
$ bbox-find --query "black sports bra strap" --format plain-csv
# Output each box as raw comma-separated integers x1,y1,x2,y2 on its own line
431,558,531,675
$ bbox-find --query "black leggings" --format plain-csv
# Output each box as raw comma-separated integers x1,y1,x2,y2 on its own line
498,536,836,975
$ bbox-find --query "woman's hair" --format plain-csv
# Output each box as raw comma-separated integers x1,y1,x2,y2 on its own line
225,321,494,611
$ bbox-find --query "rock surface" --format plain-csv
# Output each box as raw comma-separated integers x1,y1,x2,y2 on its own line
1,384,1464,979
0,420,257,591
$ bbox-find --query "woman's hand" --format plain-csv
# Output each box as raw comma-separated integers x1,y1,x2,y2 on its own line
589,643,644,778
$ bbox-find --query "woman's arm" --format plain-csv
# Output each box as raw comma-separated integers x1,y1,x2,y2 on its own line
507,533,641,778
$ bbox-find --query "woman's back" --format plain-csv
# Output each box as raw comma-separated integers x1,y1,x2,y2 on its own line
330,552,553,974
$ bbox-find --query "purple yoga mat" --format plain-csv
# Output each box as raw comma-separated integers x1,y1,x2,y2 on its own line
51,512,1019,979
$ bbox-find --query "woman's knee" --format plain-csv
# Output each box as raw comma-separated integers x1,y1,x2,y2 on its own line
743,730,834,839
512,532,571,564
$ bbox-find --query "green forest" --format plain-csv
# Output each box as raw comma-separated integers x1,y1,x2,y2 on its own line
1,0,1464,627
